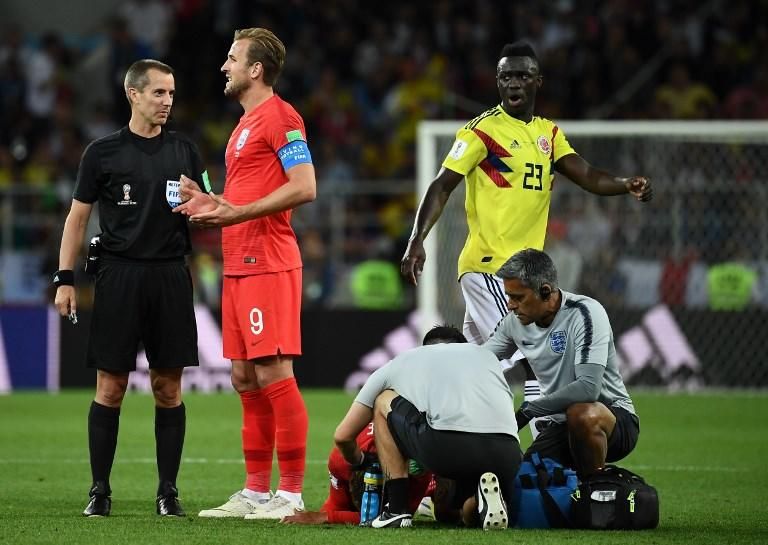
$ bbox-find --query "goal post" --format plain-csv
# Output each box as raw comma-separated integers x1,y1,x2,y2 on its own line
414,121,447,332
415,120,768,388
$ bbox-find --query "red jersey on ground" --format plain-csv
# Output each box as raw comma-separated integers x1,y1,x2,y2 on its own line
222,95,307,276
321,423,433,524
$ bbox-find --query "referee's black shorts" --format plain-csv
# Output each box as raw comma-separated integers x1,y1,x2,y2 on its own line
525,404,639,467
87,256,199,371
387,395,522,508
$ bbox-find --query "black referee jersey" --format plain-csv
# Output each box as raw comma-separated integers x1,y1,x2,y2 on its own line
73,127,205,260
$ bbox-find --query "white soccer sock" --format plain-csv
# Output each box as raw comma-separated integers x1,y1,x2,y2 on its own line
524,380,543,441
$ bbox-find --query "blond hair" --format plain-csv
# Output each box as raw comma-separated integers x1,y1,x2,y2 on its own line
233,28,286,87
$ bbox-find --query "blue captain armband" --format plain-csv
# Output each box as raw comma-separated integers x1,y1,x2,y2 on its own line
277,140,313,170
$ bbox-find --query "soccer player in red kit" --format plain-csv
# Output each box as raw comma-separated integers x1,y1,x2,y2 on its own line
282,423,434,525
174,28,316,519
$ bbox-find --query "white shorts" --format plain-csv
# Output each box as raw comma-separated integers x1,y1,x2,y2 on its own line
459,272,525,370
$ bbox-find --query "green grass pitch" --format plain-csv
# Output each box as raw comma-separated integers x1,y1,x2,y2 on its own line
1,390,766,545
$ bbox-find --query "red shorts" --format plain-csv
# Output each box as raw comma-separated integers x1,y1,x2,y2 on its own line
221,268,302,360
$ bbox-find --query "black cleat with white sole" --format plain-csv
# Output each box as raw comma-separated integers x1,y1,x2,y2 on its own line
370,509,413,528
477,472,508,530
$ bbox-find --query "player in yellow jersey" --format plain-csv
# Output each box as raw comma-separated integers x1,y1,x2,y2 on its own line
401,41,652,439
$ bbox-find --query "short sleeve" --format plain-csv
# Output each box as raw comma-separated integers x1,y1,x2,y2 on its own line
189,140,205,180
354,365,390,408
264,109,313,171
551,125,576,163
441,127,486,176
72,143,102,203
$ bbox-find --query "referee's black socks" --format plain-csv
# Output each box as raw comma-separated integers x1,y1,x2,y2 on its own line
155,403,186,496
88,401,120,492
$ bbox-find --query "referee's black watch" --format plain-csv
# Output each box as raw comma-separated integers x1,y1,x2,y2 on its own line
52,270,75,288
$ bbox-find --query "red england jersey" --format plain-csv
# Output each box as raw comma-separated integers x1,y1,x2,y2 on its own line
222,95,308,275
321,423,432,524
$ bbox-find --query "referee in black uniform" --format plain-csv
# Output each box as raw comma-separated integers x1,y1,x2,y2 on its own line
53,59,205,517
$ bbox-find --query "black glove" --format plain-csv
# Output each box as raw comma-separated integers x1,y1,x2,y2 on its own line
515,401,534,430
349,450,378,471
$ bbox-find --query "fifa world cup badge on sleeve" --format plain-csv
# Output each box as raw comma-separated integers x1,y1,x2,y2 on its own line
166,180,181,208
448,139,468,160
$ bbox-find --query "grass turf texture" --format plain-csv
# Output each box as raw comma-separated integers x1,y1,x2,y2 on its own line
1,390,766,545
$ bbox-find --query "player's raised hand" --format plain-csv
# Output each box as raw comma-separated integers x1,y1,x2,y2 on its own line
401,240,426,286
625,176,653,202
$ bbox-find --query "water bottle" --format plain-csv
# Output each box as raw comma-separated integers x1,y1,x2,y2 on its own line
359,462,383,525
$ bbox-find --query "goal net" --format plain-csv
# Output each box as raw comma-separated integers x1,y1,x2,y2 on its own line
415,120,768,388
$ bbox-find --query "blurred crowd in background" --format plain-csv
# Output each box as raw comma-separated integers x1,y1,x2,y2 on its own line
1,0,767,310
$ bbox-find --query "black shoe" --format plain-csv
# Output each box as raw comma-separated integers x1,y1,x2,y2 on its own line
156,484,186,517
83,482,111,517
157,495,186,516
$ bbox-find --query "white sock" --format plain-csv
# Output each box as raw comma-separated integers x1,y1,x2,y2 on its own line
275,490,303,506
524,380,543,441
242,489,271,503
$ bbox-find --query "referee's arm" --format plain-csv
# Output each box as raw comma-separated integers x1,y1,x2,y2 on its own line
54,199,92,317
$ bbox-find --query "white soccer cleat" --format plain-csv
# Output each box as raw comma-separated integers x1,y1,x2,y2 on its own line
198,491,267,518
414,496,436,521
370,509,413,528
477,472,508,530
243,494,304,520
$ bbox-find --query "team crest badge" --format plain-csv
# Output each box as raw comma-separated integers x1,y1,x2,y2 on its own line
537,135,551,154
166,179,181,208
236,128,251,150
550,330,567,354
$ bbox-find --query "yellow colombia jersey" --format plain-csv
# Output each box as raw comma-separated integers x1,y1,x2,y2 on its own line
442,105,576,277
